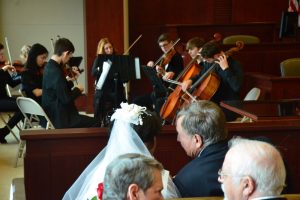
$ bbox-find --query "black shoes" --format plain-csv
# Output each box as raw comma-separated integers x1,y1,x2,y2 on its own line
0,127,9,144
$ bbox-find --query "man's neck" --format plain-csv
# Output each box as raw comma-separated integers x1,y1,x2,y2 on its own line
51,55,62,64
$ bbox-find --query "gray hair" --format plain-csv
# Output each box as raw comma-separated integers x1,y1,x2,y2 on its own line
176,100,227,146
228,137,286,196
102,153,163,200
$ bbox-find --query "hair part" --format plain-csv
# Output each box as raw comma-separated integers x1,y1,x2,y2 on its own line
176,100,227,146
228,137,286,196
103,153,163,200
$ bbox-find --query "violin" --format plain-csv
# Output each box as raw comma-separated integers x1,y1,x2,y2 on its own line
0,60,24,73
12,60,25,73
158,48,176,74
151,38,180,78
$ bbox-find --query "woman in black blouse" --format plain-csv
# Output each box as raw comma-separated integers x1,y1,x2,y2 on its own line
21,43,48,104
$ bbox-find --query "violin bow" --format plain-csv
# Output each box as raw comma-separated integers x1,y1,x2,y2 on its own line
4,37,13,65
123,34,142,55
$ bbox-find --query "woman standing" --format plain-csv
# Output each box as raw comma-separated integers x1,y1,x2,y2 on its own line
92,38,126,125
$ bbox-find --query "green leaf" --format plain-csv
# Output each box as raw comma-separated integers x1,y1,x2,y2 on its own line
90,196,98,200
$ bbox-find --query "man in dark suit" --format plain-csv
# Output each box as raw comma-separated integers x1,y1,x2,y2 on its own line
42,38,99,128
219,137,287,200
173,100,228,197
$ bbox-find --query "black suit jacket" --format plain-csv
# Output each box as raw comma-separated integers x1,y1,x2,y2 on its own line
42,59,82,128
173,140,228,197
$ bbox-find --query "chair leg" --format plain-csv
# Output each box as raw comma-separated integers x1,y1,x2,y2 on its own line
0,113,20,142
15,140,26,168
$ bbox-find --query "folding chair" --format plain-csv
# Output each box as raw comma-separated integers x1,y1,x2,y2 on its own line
6,84,23,98
15,97,55,167
240,87,261,122
229,87,261,123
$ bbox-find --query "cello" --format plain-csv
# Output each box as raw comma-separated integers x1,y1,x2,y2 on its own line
181,41,244,107
159,55,201,122
160,41,244,123
159,34,222,122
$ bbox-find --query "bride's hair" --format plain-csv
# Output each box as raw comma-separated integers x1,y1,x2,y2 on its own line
109,110,162,148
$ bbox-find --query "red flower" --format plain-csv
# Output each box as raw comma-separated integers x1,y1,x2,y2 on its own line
97,182,104,200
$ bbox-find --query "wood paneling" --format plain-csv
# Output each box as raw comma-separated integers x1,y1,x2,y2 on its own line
232,0,289,23
84,0,297,112
85,0,124,112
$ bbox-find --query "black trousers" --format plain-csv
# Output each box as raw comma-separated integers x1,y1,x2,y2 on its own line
0,97,24,129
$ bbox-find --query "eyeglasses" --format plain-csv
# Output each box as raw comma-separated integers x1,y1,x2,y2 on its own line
218,168,230,180
159,43,170,48
218,169,247,181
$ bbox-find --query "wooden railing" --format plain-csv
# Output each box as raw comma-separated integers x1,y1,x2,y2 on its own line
21,119,300,200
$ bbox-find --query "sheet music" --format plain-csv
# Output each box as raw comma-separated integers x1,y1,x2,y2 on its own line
96,60,112,90
134,57,141,79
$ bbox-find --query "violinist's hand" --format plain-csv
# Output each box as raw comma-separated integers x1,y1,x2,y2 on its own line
163,71,174,80
75,84,84,93
147,61,154,67
215,52,229,70
2,65,16,72
72,66,80,78
156,65,165,75
66,66,80,82
181,80,192,92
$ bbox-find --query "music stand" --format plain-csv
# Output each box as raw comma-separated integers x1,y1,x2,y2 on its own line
96,55,140,83
141,65,168,95
94,55,141,123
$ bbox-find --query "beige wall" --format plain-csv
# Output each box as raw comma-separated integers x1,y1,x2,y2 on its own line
0,0,87,90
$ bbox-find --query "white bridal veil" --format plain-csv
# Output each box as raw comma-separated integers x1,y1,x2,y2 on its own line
62,103,180,200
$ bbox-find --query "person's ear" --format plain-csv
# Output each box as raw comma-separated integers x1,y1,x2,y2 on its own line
194,134,203,149
127,184,140,200
241,176,255,197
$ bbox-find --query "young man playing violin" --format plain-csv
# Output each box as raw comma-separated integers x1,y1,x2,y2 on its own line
42,38,100,128
134,33,184,114
147,33,183,80
181,41,244,121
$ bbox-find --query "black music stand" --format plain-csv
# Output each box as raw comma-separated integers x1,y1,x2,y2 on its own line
96,55,139,83
141,65,168,96
94,55,141,125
